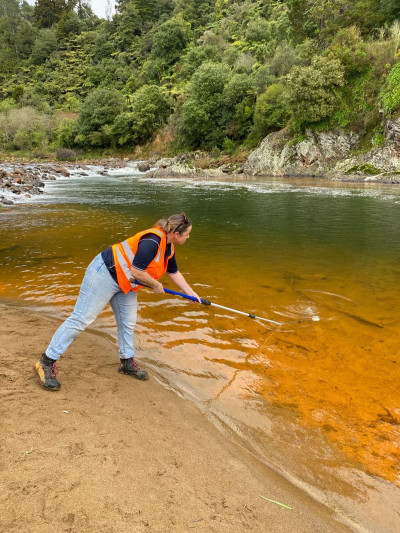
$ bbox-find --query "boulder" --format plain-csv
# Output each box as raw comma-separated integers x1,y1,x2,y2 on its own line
385,118,400,147
146,163,204,178
138,162,151,172
244,128,360,177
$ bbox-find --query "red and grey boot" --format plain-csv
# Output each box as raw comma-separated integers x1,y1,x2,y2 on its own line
35,353,61,391
118,358,148,380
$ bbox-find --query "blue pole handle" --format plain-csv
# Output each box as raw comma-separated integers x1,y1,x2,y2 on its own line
163,287,208,304
129,278,210,305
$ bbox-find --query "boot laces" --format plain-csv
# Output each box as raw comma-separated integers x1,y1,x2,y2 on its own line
130,358,139,371
50,361,58,378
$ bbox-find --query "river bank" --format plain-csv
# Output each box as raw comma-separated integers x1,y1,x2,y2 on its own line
2,132,400,206
0,303,352,533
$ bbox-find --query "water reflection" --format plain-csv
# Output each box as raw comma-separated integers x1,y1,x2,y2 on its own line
1,173,400,499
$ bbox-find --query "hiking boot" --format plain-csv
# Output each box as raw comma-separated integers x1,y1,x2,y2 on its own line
118,358,148,380
35,353,61,391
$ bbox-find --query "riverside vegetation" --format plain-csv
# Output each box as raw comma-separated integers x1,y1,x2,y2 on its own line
0,0,400,170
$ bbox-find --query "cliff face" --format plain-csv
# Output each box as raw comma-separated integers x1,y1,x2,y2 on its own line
244,119,400,183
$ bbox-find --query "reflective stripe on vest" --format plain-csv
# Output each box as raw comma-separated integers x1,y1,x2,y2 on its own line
112,227,172,294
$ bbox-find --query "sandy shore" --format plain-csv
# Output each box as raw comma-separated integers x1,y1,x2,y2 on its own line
0,304,352,533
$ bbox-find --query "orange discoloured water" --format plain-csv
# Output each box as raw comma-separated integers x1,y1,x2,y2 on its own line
1,172,400,504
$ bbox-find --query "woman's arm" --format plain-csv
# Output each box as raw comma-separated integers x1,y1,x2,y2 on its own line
130,266,164,294
167,271,201,302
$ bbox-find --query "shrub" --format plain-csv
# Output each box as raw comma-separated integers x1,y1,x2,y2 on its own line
253,83,289,137
380,62,400,115
0,107,51,151
56,148,78,161
30,29,58,65
326,26,369,77
286,56,345,127
130,85,170,143
151,18,189,66
79,88,127,136
55,118,79,148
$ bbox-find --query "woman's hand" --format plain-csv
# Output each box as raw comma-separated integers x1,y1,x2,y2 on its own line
152,281,164,294
185,288,202,303
167,271,202,303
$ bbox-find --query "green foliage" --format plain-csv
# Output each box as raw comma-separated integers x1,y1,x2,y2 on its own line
178,61,254,148
151,18,189,66
0,0,399,155
326,26,369,77
286,55,345,127
190,61,230,102
222,137,235,154
34,0,73,29
179,45,221,79
269,42,297,77
30,28,58,64
114,84,170,145
78,88,127,137
55,117,79,147
344,163,381,175
0,97,18,112
56,10,82,39
253,83,289,137
0,106,50,150
381,62,400,115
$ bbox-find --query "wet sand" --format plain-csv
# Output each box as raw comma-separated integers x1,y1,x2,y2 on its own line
0,304,352,533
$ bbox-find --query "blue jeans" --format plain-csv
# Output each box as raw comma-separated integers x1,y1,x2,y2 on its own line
46,253,138,361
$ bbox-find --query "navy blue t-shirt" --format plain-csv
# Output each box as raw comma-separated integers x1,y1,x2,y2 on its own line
101,233,178,284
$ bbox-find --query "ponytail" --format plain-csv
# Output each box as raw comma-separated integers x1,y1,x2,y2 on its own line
155,212,191,234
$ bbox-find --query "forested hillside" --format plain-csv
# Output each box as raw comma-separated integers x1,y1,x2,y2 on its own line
0,0,399,158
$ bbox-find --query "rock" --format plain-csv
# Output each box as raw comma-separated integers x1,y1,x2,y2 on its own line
244,128,360,177
138,162,151,172
146,163,204,178
385,118,400,147
155,157,176,169
1,199,14,205
330,145,400,181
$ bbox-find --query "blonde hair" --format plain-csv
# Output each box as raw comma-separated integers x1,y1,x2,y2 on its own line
155,212,191,234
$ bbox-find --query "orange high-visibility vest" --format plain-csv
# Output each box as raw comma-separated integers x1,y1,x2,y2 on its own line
112,227,175,294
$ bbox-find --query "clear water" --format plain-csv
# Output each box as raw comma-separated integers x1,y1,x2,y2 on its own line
1,167,400,527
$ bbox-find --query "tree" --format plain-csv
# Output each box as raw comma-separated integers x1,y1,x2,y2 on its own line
253,83,289,137
151,18,189,66
380,0,400,21
30,28,58,64
57,10,82,38
112,84,169,145
380,62,400,115
0,0,35,58
78,88,127,136
326,26,368,77
286,55,345,127
179,62,231,148
34,0,74,28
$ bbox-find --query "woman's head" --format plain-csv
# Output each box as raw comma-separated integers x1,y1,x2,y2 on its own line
156,213,192,235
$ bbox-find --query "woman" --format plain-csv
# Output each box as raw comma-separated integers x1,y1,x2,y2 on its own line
36,213,200,391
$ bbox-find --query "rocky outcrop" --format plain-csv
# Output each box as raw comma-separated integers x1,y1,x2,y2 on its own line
328,145,400,183
244,119,400,183
385,118,400,146
145,161,206,178
0,166,45,205
244,128,360,177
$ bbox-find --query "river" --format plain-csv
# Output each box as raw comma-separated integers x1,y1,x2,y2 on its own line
1,163,399,531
